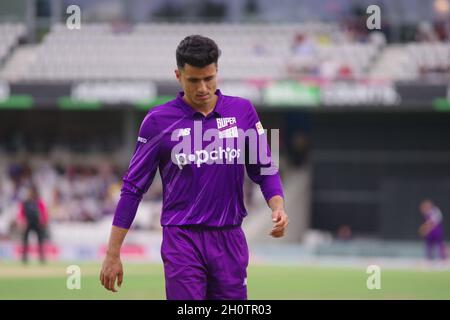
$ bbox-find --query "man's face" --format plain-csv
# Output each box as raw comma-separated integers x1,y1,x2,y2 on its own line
175,63,218,108
420,200,432,215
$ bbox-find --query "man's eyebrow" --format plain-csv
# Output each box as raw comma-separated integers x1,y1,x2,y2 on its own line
187,75,215,81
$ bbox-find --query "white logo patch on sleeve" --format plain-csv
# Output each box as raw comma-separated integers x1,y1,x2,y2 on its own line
137,137,147,143
255,121,264,135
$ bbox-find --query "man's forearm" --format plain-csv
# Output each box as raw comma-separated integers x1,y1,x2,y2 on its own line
106,225,129,256
268,195,285,211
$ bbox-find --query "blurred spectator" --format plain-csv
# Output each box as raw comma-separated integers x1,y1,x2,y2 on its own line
289,130,311,168
17,185,48,264
319,58,340,79
337,224,353,241
291,33,315,56
433,0,450,18
419,199,447,261
287,33,319,77
1,158,124,227
415,21,439,42
337,64,354,79
433,19,450,41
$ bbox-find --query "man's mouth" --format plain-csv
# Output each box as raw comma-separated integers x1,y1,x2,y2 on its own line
197,94,209,100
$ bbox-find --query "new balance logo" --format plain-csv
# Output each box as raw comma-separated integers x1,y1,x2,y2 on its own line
177,128,191,137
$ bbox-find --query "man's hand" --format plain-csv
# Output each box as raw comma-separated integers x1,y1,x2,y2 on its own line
100,252,123,293
418,225,426,237
419,222,433,238
270,209,289,238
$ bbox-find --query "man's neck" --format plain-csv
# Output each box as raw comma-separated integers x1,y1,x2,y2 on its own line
183,94,218,117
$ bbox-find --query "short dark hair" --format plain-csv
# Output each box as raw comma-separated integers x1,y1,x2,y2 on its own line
176,35,221,69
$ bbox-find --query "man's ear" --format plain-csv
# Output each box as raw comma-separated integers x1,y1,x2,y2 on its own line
175,69,181,81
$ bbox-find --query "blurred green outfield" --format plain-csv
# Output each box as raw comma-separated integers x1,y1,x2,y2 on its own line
0,262,450,299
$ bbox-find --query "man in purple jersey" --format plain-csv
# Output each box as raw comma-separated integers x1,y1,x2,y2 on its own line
419,199,447,261
100,35,288,299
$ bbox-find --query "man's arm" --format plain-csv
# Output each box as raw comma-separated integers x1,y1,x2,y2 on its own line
268,195,289,238
100,226,128,292
100,111,161,292
419,221,434,237
244,100,288,238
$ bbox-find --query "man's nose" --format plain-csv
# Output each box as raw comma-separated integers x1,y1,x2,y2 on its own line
198,81,207,92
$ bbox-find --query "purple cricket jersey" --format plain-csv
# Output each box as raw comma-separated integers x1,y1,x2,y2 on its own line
113,89,284,229
424,206,446,260
425,207,444,241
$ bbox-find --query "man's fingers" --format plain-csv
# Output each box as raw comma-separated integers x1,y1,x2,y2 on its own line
270,217,288,236
270,229,285,238
102,273,116,292
273,228,285,235
274,219,287,228
270,225,286,233
117,272,123,287
272,210,282,222
272,211,288,223
109,275,117,292
271,225,286,234
273,217,289,229
272,225,284,231
103,275,109,290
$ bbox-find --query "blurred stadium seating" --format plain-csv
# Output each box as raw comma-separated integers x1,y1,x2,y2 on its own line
0,22,383,81
0,23,26,65
2,22,448,83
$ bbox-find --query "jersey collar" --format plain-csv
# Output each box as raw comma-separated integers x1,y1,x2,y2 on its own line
176,89,223,119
